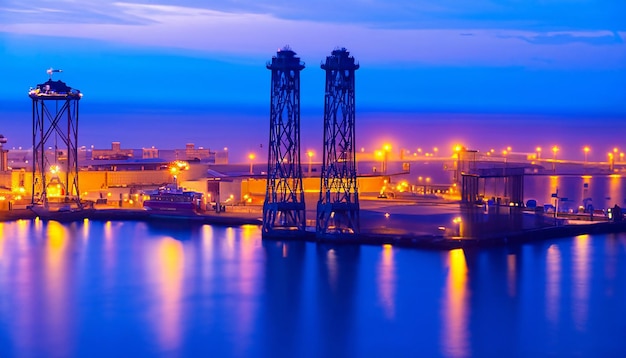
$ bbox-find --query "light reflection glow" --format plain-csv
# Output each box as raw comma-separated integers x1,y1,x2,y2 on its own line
507,254,516,297
376,244,396,319
546,244,561,325
326,249,339,291
441,248,470,358
572,235,591,331
156,237,184,351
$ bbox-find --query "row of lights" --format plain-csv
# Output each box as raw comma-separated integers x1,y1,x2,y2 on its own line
245,144,626,164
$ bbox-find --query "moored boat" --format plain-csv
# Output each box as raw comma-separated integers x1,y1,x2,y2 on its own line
142,185,204,216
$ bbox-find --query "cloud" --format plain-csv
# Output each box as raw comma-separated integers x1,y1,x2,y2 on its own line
1,2,624,69
501,31,624,46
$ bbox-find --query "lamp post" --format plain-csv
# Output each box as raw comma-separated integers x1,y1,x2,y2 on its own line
536,146,542,160
170,166,178,189
608,152,615,171
307,150,314,176
248,153,255,175
0,135,7,172
383,144,391,174
552,146,559,172
583,146,590,163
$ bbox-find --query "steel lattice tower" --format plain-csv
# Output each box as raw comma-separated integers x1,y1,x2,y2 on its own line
263,47,306,237
316,48,360,237
28,70,83,208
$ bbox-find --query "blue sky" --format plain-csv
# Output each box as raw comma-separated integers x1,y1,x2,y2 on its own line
1,0,625,159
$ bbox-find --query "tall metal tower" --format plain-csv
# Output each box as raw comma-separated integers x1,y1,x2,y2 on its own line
263,47,306,237
28,69,83,209
316,48,360,238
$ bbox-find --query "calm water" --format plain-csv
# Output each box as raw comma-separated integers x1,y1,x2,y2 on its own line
1,219,625,357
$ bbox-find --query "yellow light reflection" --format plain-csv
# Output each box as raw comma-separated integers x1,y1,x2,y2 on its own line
608,174,623,209
377,244,396,319
507,254,516,297
326,249,339,291
157,237,184,350
441,249,469,357
45,220,70,347
546,244,561,325
572,235,591,331
82,218,90,241
104,221,113,241
0,222,4,259
201,225,214,277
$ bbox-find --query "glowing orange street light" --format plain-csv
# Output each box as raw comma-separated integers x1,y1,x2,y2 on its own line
248,153,256,174
583,146,590,163
307,150,314,175
536,147,542,160
382,144,392,174
552,146,559,172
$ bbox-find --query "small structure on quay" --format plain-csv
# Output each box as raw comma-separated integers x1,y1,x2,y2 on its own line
316,48,360,238
262,47,306,237
28,68,83,209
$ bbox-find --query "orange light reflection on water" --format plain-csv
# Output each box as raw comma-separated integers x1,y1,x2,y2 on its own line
572,235,591,331
0,222,4,259
156,237,184,351
507,254,517,297
326,249,339,292
232,224,262,351
44,220,71,355
377,244,396,319
441,248,470,358
546,244,561,325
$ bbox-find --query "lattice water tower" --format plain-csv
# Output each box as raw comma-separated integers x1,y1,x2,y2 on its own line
28,69,83,208
263,47,306,237
316,48,360,237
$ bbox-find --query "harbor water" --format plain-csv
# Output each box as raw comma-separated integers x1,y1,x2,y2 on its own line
1,219,625,357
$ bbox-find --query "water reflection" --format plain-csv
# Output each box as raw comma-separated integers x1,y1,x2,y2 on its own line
261,240,306,357
317,244,360,357
155,237,184,351
545,244,561,325
441,248,470,358
377,244,396,319
44,220,72,356
507,254,517,297
1,220,625,357
572,235,591,331
0,222,4,259
525,174,626,211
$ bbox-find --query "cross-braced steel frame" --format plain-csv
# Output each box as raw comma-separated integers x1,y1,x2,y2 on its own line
263,47,306,237
29,80,82,208
316,48,360,237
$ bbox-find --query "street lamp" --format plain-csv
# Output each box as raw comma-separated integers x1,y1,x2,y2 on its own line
552,146,559,172
307,150,314,175
536,147,542,160
608,152,615,171
248,153,255,175
383,144,391,174
583,146,590,163
169,166,179,188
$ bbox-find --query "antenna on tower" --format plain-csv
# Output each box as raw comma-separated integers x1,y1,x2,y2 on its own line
47,68,63,80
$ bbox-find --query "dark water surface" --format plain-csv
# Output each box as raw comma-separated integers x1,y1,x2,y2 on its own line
1,219,625,357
